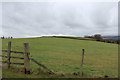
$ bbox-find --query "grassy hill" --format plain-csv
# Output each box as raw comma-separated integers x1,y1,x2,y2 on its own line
1,37,118,78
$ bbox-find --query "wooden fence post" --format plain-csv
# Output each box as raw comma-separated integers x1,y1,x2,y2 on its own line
80,49,85,76
24,43,30,74
7,41,11,69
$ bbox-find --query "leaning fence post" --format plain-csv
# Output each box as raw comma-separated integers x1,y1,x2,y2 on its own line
7,41,11,69
80,49,85,76
24,43,30,74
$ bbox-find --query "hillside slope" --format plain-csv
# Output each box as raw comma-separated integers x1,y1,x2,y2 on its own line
1,37,118,77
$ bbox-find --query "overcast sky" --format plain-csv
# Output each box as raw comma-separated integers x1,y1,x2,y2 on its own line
1,2,118,38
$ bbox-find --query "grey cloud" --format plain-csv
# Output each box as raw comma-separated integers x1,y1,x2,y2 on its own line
1,2,118,38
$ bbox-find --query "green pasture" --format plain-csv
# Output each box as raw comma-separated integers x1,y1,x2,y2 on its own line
1,37,118,78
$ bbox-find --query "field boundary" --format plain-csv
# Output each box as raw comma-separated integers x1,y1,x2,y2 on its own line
0,41,54,74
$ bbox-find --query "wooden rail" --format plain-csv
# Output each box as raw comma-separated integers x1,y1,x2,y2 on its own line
0,50,25,54
0,41,54,74
0,41,30,74
30,58,54,74
0,61,24,65
0,55,24,59
0,61,7,63
10,62,24,65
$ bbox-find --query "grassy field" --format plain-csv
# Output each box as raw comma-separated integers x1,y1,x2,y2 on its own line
1,37,118,78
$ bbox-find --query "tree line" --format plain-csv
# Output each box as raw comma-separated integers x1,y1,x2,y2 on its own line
84,34,119,44
1,36,13,39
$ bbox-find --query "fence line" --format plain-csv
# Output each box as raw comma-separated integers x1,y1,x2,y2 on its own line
1,41,85,75
0,41,54,74
1,41,30,74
